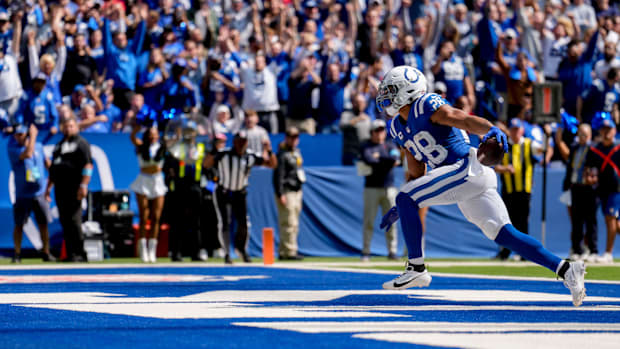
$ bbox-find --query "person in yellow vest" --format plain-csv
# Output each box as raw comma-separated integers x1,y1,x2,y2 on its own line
164,120,206,262
494,118,544,260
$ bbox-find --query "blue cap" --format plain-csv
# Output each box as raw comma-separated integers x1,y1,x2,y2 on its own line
73,84,86,93
14,124,28,134
509,118,523,129
601,119,616,129
33,72,48,81
592,111,615,130
305,0,318,8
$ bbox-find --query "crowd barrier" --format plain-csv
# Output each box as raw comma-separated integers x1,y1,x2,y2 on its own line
1,132,618,258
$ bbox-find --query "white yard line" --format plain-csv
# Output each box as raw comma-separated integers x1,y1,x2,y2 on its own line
0,261,618,285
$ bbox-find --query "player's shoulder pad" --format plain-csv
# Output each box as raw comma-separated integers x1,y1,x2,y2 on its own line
414,93,448,119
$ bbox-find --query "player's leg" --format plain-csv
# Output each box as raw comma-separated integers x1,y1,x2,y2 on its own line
382,187,398,258
382,157,471,290
459,188,586,306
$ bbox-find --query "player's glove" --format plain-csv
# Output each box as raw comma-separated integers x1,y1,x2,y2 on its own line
380,206,399,231
482,126,509,153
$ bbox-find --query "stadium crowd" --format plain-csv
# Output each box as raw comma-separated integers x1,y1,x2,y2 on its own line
3,0,620,263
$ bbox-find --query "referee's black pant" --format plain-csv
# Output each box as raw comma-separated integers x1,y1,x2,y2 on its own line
570,184,598,255
215,188,249,257
55,185,86,260
200,189,221,256
498,191,531,259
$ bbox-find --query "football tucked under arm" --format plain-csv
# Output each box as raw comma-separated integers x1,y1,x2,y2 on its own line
477,137,505,166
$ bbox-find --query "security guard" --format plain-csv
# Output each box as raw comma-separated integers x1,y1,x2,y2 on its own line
204,130,277,264
164,120,206,261
273,127,305,260
494,118,542,260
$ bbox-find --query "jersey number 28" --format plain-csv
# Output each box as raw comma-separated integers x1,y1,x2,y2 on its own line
404,131,448,167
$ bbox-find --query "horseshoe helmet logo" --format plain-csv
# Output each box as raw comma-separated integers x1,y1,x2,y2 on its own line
404,68,419,83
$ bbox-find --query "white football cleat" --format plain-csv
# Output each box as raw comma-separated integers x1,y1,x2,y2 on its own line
563,261,586,307
383,262,432,290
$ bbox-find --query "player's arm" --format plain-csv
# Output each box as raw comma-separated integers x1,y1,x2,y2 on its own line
430,104,492,136
405,150,426,181
431,104,509,152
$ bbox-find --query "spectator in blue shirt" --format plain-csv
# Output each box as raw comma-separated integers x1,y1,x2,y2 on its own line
578,67,620,124
89,28,106,76
15,73,59,133
431,41,475,106
78,104,110,133
318,54,353,133
387,33,424,71
558,30,599,116
7,124,54,263
287,53,321,135
119,94,159,132
138,48,169,112
0,11,13,56
27,28,66,106
102,11,146,111
267,39,294,121
161,59,197,114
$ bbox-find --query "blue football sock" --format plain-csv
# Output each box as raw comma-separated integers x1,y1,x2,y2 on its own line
395,192,424,260
495,224,562,273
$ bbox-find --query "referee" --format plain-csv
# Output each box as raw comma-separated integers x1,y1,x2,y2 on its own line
204,130,277,264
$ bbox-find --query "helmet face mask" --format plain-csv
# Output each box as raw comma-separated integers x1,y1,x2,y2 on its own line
376,66,427,116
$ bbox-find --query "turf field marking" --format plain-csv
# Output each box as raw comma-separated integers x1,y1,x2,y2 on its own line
0,274,267,283
353,332,620,349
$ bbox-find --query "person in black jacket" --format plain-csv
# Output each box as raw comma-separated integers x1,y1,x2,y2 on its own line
273,127,305,260
359,119,401,261
564,124,598,261
45,116,92,262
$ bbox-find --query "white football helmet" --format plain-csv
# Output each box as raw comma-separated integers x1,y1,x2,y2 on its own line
376,66,427,116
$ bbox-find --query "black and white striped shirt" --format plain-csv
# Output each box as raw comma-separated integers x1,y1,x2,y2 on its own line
214,149,264,191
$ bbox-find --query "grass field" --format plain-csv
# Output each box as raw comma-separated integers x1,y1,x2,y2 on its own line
2,256,619,281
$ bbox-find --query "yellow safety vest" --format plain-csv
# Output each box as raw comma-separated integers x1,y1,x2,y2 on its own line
501,138,533,194
172,143,205,192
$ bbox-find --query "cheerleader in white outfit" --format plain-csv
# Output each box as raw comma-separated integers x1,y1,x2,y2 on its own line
130,124,167,262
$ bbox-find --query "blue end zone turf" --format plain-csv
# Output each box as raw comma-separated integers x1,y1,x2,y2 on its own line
0,266,619,348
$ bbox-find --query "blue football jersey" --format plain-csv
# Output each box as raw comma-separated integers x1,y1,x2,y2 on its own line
388,93,471,169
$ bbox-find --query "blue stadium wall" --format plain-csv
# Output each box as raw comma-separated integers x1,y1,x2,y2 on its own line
1,133,618,258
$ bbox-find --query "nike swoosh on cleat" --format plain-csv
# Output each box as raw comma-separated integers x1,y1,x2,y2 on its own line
393,275,422,288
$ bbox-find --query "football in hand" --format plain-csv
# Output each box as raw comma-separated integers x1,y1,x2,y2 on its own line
477,137,504,166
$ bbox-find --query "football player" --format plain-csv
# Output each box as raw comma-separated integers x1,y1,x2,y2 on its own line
377,66,586,306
